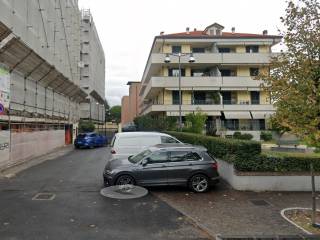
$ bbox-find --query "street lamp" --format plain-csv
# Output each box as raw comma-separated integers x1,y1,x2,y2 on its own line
96,102,100,130
164,52,195,131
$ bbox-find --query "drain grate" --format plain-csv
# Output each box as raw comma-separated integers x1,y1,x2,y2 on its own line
32,193,56,201
249,199,270,206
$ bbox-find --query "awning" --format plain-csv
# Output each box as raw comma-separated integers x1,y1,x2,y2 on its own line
167,111,221,117
251,111,275,119
224,111,251,119
165,87,220,91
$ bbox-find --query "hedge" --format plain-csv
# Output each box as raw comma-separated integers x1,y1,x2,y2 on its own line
166,131,261,163
167,131,320,172
235,153,320,172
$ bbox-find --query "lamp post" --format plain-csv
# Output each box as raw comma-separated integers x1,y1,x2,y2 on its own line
164,52,195,131
96,102,100,131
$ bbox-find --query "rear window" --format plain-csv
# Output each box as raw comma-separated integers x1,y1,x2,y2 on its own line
117,136,160,147
170,151,202,162
78,134,87,139
161,136,180,143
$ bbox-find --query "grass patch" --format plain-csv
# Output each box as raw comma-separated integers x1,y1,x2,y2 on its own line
262,150,320,158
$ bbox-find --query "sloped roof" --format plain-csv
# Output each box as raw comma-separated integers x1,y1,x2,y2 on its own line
158,30,281,39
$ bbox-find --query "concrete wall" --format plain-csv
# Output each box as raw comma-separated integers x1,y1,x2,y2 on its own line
217,159,320,191
9,130,65,167
0,130,10,169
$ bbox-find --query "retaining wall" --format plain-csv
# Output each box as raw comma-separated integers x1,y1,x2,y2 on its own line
217,159,320,191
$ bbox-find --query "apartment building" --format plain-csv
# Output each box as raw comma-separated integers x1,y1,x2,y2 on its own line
79,9,105,124
0,1,104,169
121,81,141,126
139,23,281,138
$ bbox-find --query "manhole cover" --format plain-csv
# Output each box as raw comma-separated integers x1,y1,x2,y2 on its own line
249,199,270,206
100,185,148,199
32,193,56,201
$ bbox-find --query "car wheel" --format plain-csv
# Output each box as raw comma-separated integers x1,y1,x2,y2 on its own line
115,174,135,186
189,174,209,193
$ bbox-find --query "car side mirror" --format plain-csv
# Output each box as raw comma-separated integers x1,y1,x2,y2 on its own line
141,159,148,166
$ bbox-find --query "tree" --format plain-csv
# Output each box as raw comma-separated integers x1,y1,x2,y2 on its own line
109,105,121,123
184,110,207,134
260,0,320,148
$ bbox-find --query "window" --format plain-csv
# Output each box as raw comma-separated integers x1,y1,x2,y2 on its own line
250,68,259,76
220,69,231,76
192,48,205,53
250,91,260,104
172,91,181,105
169,68,185,77
246,45,259,53
172,46,181,53
218,48,231,53
148,151,169,163
161,136,179,144
170,151,201,162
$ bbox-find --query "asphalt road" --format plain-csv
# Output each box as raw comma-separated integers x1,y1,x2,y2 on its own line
0,147,209,240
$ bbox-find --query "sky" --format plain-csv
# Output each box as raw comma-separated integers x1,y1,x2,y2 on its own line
78,0,288,107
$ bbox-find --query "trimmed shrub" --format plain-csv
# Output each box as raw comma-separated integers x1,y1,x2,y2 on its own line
233,131,253,140
234,152,320,172
167,131,320,172
260,131,273,141
165,131,261,163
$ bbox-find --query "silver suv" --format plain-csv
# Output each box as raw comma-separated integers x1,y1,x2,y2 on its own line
103,144,219,193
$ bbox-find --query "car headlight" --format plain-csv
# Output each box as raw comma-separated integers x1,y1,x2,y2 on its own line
105,169,114,174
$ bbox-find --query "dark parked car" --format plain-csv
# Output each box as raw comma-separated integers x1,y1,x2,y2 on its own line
103,144,219,193
74,132,107,149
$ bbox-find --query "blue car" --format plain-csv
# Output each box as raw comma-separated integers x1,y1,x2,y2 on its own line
74,132,107,149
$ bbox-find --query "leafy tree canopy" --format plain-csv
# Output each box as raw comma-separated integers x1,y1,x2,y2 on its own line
260,0,320,147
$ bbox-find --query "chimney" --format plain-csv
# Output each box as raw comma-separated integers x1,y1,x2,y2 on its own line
186,27,190,34
231,27,235,34
263,30,268,35
160,31,164,36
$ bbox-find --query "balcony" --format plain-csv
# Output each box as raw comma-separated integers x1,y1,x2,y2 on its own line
141,76,264,99
150,53,275,65
141,102,275,115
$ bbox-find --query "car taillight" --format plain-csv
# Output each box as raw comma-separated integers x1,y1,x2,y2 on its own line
212,162,218,170
111,149,116,154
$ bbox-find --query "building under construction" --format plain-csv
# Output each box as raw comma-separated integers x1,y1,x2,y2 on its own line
0,0,105,169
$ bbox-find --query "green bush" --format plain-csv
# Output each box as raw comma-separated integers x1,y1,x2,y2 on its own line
79,120,95,133
134,115,177,131
260,131,273,141
233,131,253,140
167,131,320,172
234,152,320,172
184,111,207,134
166,131,261,163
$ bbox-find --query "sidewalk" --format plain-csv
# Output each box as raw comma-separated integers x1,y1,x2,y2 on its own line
0,145,74,178
152,182,320,236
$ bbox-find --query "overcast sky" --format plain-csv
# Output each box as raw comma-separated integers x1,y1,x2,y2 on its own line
78,0,287,107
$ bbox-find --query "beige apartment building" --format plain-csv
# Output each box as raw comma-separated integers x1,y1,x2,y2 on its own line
121,82,141,126
139,23,282,139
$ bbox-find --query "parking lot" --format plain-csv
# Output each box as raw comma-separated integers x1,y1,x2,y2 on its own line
0,147,317,239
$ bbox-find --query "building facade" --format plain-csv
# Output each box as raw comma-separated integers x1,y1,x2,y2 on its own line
79,9,105,124
139,23,281,139
0,0,104,169
121,81,141,126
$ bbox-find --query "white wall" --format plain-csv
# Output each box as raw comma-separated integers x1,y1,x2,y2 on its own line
217,159,320,191
7,130,65,168
0,130,10,169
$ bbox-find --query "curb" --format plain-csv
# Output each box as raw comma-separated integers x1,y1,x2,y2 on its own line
280,207,319,235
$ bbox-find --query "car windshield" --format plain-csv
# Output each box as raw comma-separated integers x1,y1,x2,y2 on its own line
129,150,152,163
77,134,87,139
